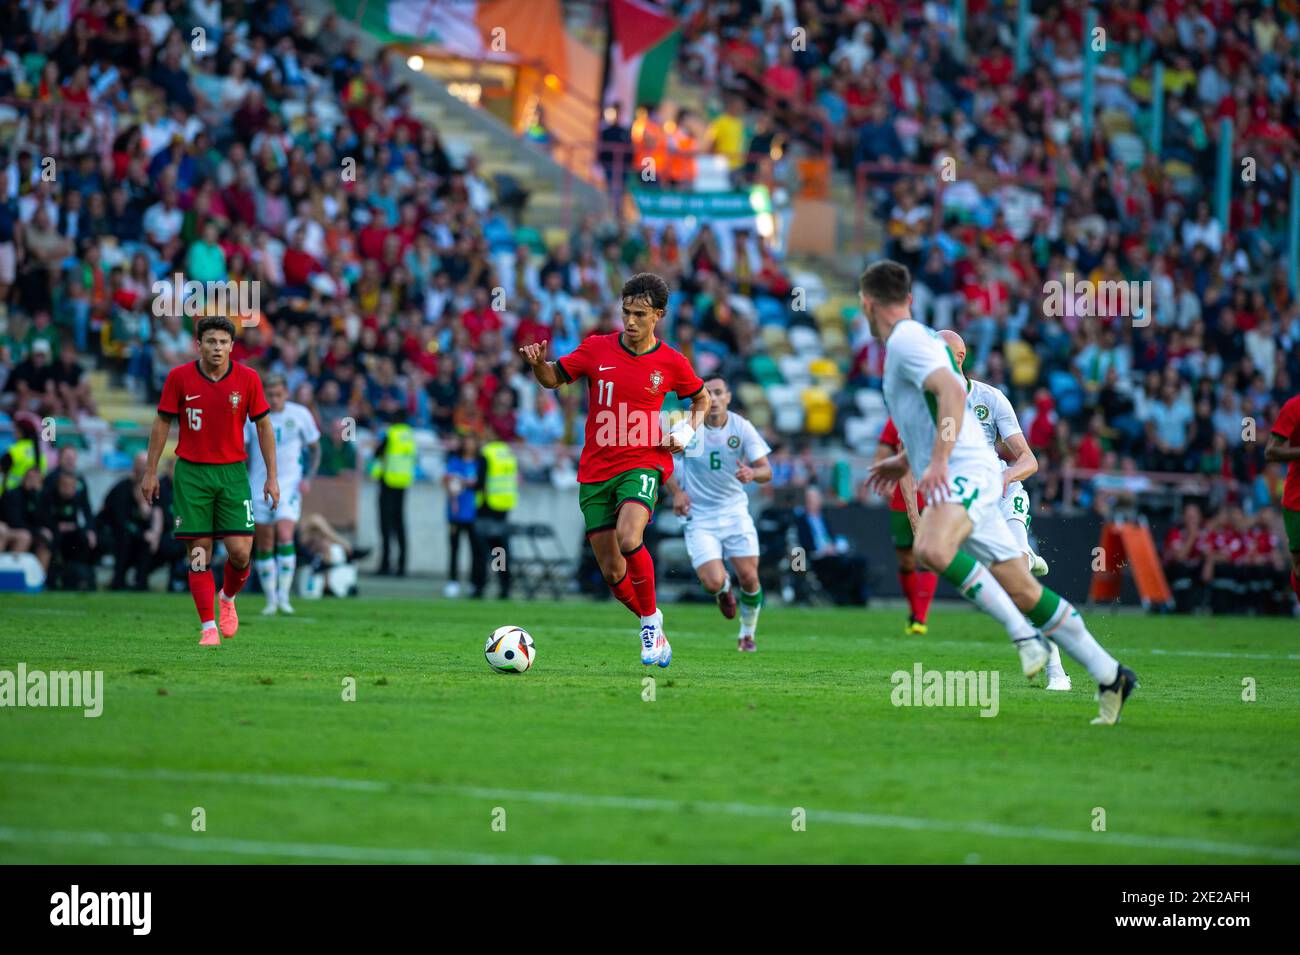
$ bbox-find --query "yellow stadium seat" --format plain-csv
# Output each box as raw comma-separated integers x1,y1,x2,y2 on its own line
1004,340,1040,388
801,386,835,435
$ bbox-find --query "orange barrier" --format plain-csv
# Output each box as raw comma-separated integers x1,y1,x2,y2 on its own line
1088,519,1173,609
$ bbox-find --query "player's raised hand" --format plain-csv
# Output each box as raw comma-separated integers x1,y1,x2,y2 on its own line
735,462,755,484
672,488,691,517
917,460,951,507
264,476,280,510
866,453,907,497
140,471,160,503
518,340,548,366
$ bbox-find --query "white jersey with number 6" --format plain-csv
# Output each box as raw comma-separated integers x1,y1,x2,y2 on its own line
679,411,771,526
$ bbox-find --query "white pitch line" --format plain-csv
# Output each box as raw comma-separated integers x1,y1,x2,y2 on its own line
0,825,582,864
852,636,1300,662
4,762,1296,862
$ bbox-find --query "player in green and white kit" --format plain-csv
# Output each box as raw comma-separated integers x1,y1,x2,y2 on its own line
937,330,1069,690
861,260,1136,724
664,377,772,651
244,374,321,614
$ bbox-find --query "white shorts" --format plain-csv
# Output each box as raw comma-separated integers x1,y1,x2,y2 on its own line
944,461,1024,567
999,484,1031,526
683,512,760,568
253,482,302,524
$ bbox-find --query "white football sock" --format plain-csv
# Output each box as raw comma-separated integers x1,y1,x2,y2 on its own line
1045,641,1066,678
738,586,762,635
1042,600,1119,685
276,552,296,604
951,562,1038,642
255,557,277,605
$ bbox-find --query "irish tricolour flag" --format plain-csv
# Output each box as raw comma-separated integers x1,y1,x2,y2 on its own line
602,0,681,113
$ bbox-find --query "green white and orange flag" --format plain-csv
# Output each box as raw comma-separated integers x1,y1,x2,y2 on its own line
601,0,681,114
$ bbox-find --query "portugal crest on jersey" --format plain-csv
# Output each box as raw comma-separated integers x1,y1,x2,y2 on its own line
646,370,663,395
229,392,242,411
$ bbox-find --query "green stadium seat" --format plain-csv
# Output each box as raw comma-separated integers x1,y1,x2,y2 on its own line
748,353,783,387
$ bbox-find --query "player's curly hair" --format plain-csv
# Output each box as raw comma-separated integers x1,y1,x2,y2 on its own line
621,272,670,311
195,315,237,342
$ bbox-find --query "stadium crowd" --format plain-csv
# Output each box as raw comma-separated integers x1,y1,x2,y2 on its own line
0,0,1296,612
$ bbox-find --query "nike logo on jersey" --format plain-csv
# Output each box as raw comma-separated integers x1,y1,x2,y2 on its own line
185,394,201,401
598,365,616,371
631,577,646,585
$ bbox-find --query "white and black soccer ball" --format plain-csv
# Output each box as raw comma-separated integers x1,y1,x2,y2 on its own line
485,626,535,673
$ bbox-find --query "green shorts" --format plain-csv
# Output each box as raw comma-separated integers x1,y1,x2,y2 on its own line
889,510,914,549
172,458,255,540
579,468,661,535
1285,507,1300,553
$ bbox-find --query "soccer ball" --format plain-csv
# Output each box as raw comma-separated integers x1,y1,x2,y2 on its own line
485,626,535,673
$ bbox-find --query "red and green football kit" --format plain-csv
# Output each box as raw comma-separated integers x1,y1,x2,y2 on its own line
158,360,270,539
1271,395,1300,552
879,417,926,548
556,332,704,534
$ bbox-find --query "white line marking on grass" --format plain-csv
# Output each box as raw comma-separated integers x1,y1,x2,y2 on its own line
5,762,1296,862
0,825,581,864
875,637,1300,662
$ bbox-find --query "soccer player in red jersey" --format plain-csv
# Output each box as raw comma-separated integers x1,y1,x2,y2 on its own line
1264,393,1300,610
520,273,711,666
140,315,279,645
874,416,936,634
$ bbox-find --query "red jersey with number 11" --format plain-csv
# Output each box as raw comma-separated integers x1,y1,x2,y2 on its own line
158,360,270,464
557,332,704,483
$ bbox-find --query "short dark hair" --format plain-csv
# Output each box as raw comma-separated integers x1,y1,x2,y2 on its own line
196,315,237,342
858,260,912,306
621,272,670,311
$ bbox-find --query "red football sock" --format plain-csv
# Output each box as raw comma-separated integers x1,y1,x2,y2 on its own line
189,568,216,625
608,571,640,616
898,569,916,616
221,559,251,599
622,544,657,617
913,571,938,623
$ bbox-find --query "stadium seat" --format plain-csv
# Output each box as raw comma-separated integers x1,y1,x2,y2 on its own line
748,353,784,387
778,355,812,387
761,324,792,356
854,389,886,417
801,387,835,435
765,384,805,433
788,325,822,356
843,416,876,453
1004,340,1040,387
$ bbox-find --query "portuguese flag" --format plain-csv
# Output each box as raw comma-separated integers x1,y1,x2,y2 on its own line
602,0,680,113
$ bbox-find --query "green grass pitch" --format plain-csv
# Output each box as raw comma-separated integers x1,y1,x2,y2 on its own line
1,593,1297,864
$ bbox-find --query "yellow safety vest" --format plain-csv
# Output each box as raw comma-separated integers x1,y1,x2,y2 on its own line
478,441,518,512
4,438,41,490
372,424,416,488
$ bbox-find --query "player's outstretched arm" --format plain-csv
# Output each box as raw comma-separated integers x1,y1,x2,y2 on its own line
141,413,173,502
519,340,563,389
998,433,1038,487
899,467,921,533
664,389,713,453
256,415,280,509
